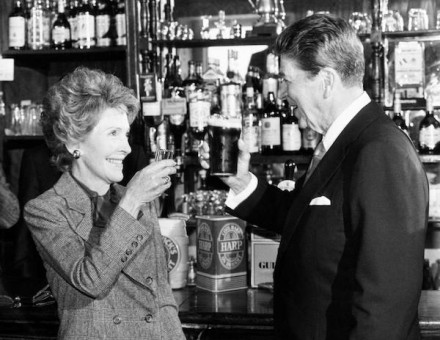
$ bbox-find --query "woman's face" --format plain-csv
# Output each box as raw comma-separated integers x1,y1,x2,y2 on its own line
71,107,131,194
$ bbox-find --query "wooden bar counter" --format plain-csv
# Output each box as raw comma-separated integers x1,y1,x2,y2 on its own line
0,282,439,340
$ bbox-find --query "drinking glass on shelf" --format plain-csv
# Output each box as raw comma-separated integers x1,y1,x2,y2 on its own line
408,8,429,31
348,12,372,34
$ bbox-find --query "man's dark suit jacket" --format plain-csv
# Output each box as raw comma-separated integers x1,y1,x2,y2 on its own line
229,101,429,339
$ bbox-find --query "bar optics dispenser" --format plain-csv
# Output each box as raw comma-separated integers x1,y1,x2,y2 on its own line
247,0,286,36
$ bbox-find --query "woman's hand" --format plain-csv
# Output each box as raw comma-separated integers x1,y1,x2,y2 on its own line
199,139,252,194
119,159,177,217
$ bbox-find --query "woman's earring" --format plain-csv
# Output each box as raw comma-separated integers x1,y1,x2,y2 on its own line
73,150,81,159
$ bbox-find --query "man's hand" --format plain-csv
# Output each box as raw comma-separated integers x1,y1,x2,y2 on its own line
199,139,252,195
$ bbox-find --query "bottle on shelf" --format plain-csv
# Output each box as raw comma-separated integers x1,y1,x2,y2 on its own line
282,103,301,154
226,49,243,85
139,0,149,40
114,0,126,45
42,0,51,48
242,86,261,154
95,0,112,47
391,92,409,135
67,0,79,48
9,0,27,50
215,10,228,39
262,52,279,101
183,60,202,100
261,91,282,155
202,58,225,96
148,0,158,40
51,0,71,49
159,0,175,40
277,159,296,191
77,0,96,49
28,0,46,50
0,92,6,135
419,96,440,155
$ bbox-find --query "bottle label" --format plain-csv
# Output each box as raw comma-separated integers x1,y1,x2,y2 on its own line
420,125,440,149
142,101,161,116
68,17,78,43
261,117,281,146
52,26,70,44
115,13,126,45
9,17,26,47
78,13,96,47
277,180,295,191
243,115,260,153
189,101,210,129
282,124,302,151
96,14,111,46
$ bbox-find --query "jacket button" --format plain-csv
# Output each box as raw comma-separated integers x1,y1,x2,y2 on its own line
146,277,153,285
121,255,127,263
136,234,143,241
144,314,153,323
113,315,122,324
131,241,138,248
125,249,132,255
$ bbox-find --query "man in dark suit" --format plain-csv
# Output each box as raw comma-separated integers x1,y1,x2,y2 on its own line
202,14,429,339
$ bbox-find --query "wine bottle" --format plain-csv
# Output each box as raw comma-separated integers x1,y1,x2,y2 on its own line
282,103,301,153
114,0,125,45
77,0,96,49
261,91,282,155
242,86,261,154
277,160,296,191
391,92,409,135
95,0,112,47
51,0,71,49
419,96,440,155
9,0,27,50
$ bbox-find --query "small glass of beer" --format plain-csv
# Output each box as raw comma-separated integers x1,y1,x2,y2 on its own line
207,114,242,176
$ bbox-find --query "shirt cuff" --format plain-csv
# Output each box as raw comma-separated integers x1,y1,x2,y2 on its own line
225,173,258,210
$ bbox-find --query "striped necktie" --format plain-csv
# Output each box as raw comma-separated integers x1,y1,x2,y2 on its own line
304,141,326,183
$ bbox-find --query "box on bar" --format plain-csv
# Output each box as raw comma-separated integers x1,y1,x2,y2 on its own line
196,215,247,292
249,226,280,288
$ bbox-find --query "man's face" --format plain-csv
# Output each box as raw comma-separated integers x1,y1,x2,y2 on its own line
279,56,326,134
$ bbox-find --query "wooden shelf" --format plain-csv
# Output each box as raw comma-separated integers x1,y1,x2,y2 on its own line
1,46,127,62
251,153,312,165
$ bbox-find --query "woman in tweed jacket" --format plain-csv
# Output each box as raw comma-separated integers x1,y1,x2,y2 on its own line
24,67,185,340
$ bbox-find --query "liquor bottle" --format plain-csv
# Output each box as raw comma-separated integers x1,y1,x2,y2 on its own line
183,60,202,100
282,103,301,153
159,0,173,40
195,62,203,83
51,0,71,49
391,92,408,135
114,0,125,45
95,0,112,46
419,96,440,155
77,0,96,49
215,10,228,39
261,91,282,155
139,0,148,39
28,0,45,50
148,0,158,40
42,0,51,48
242,86,261,154
277,160,296,191
262,52,279,101
188,87,210,142
202,58,224,96
67,0,79,48
9,0,27,50
226,50,243,85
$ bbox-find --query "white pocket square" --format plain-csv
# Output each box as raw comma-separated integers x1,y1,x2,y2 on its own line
310,196,331,206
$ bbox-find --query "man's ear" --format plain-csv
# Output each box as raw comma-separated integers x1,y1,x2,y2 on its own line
320,68,337,99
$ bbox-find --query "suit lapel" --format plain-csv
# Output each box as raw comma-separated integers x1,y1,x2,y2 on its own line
52,172,124,240
278,101,383,257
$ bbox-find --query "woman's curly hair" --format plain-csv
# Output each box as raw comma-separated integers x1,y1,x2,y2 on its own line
41,66,139,172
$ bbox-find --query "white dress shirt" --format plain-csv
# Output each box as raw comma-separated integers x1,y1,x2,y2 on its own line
225,92,371,209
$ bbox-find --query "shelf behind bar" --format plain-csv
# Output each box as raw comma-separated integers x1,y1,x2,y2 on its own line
1,46,126,61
